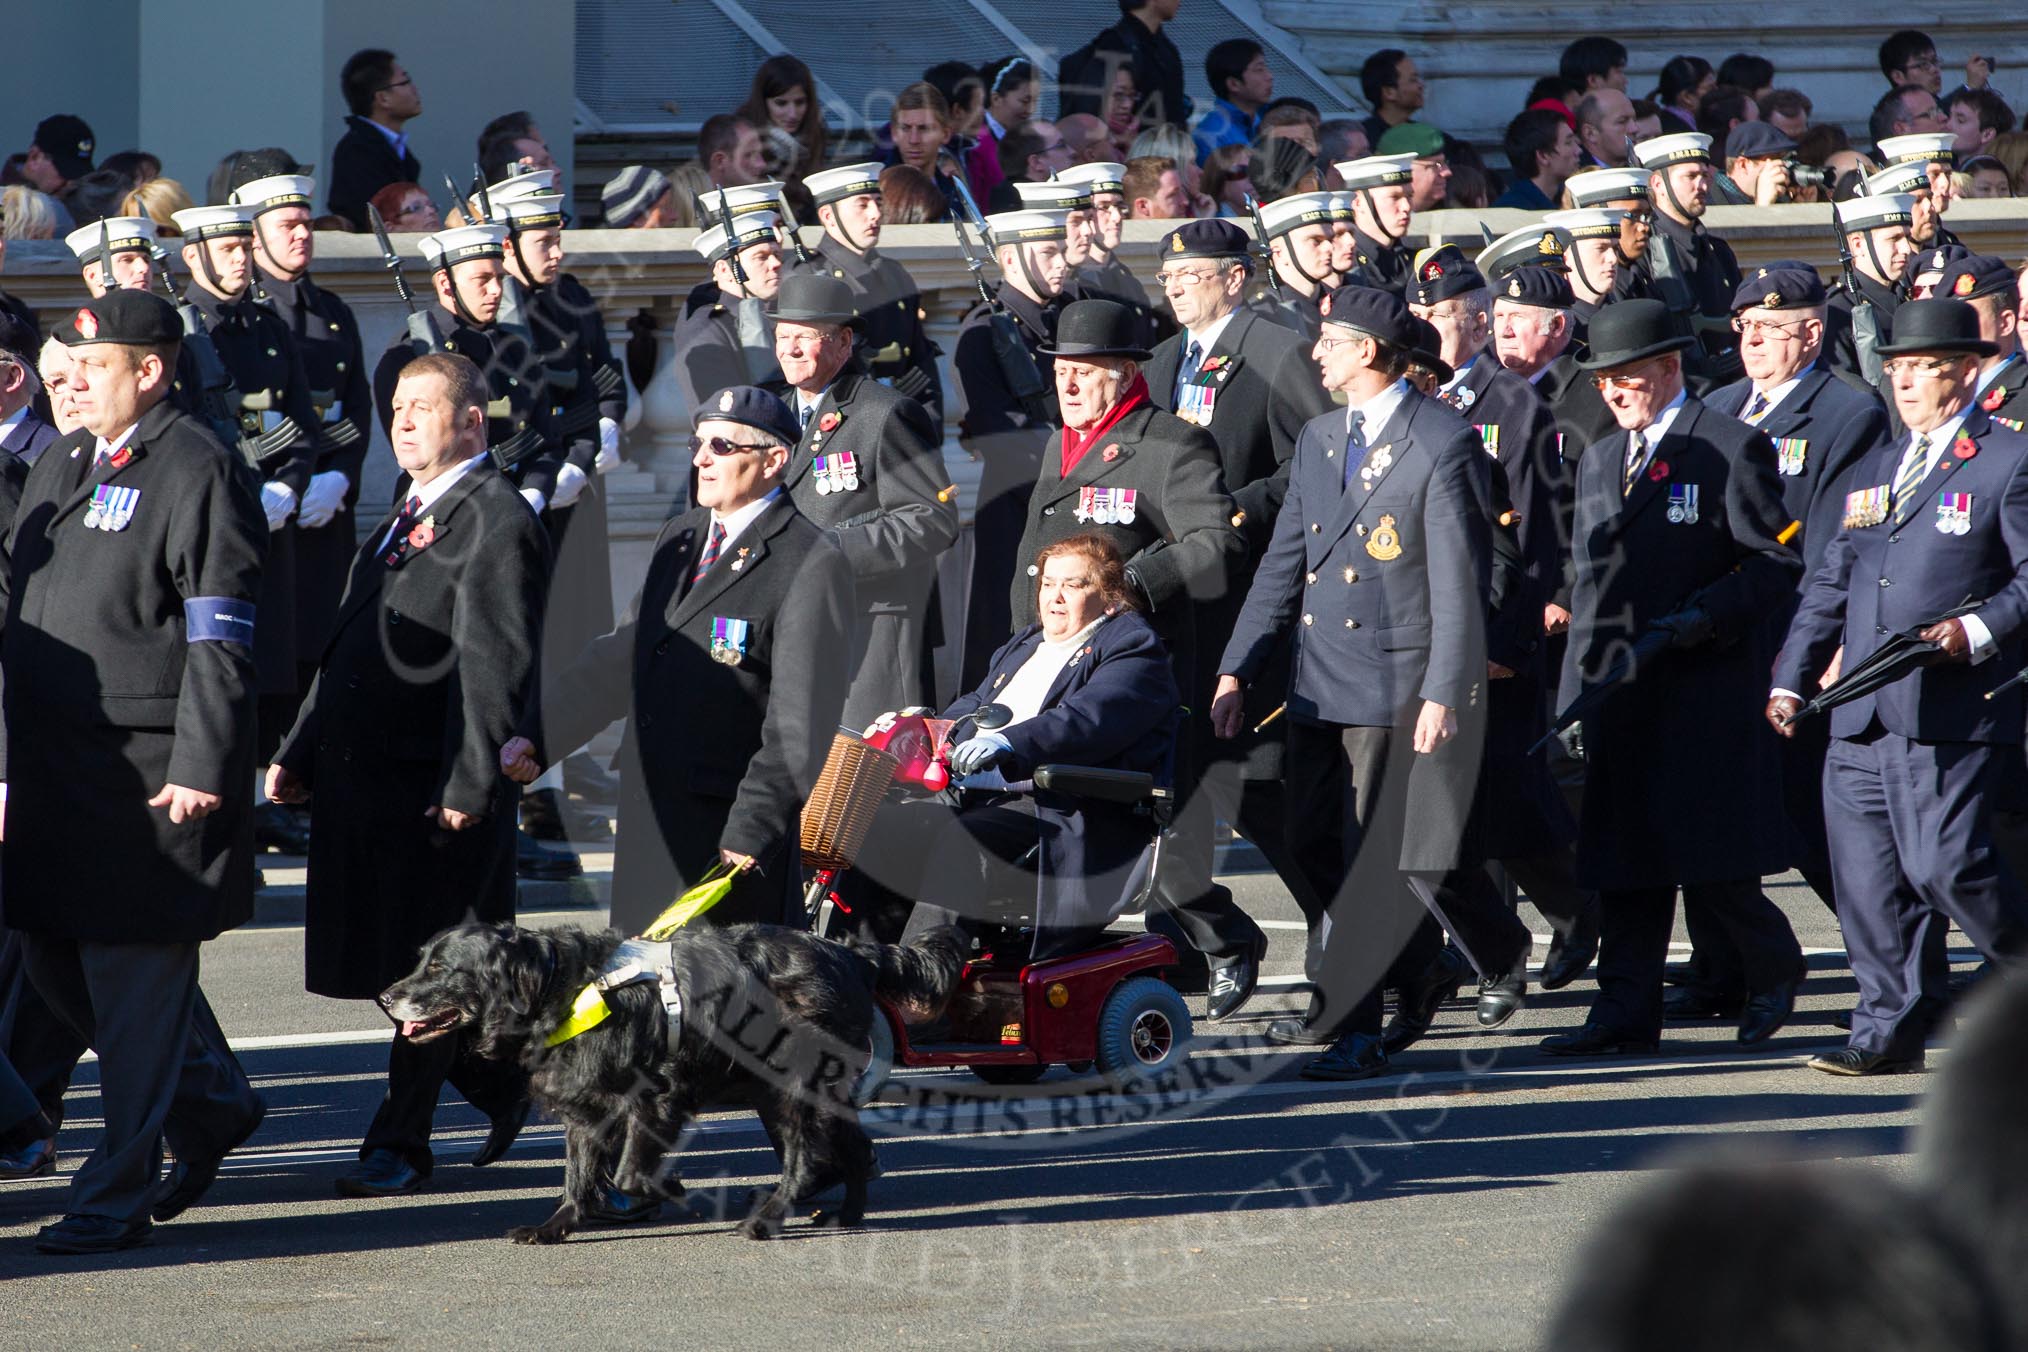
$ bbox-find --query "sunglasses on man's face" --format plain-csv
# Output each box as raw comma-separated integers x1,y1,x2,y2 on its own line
689,434,774,457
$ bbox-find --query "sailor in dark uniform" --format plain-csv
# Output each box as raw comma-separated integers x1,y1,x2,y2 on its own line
64,216,163,297
1543,208,1628,346
1874,133,1963,252
678,179,788,321
1246,192,1338,342
669,209,787,424
1333,154,1417,294
1826,193,1917,384
1632,132,1744,387
1060,161,1169,348
1565,167,1657,302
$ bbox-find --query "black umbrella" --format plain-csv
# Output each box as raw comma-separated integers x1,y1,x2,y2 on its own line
1528,621,1676,755
1785,600,1981,724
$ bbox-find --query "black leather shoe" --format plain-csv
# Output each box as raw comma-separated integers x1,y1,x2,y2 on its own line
152,1096,266,1221
1262,1017,1338,1047
1476,967,1527,1028
1539,907,1599,990
516,830,582,881
470,1100,529,1168
1299,1032,1390,1081
335,1149,426,1198
1540,1023,1661,1056
1663,986,1746,1021
253,801,311,854
1205,934,1266,1022
0,1135,56,1180
1380,948,1467,1054
584,1186,663,1225
1737,977,1800,1045
1808,1046,1924,1076
35,1213,151,1255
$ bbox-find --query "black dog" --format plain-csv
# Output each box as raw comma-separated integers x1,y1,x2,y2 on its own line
379,921,963,1243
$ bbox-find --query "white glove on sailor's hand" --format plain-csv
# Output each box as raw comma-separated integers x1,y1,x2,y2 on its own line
260,481,298,531
520,486,549,516
297,470,350,528
596,417,622,473
551,462,589,510
949,733,1012,778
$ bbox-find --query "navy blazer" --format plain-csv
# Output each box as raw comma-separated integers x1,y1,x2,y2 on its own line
1220,388,1491,728
1774,408,2028,745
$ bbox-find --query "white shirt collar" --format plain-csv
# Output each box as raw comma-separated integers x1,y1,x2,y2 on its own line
0,407,28,436
1906,411,1969,469
93,424,139,461
1746,366,1811,420
379,451,486,552
1184,310,1237,358
984,111,1010,143
710,486,782,553
1639,389,1689,446
1440,355,1478,395
1346,378,1411,438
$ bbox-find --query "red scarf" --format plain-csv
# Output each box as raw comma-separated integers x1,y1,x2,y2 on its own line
1060,374,1150,477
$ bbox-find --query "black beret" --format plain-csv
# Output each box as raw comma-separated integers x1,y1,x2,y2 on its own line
1410,244,1486,307
1935,253,2017,303
1496,265,1575,309
1725,121,1799,161
1406,316,1454,385
1731,263,1828,312
1157,218,1253,263
1320,284,1418,350
693,384,801,447
58,289,182,348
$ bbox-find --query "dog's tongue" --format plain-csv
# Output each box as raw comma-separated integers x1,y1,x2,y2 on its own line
400,1019,428,1038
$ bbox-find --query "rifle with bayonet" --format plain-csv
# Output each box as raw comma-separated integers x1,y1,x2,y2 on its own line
949,177,1054,429
1243,193,1282,299
370,202,444,358
774,185,814,267
151,240,255,466
1832,203,1885,387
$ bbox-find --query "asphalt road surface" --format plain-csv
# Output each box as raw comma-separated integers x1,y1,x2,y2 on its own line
0,856,1947,1351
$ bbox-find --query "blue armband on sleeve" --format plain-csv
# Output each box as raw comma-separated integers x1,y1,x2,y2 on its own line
184,597,257,644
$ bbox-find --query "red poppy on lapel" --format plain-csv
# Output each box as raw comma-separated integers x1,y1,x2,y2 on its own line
818,411,841,433
407,515,437,551
1955,434,1978,460
1982,386,2007,412
1647,459,1670,481
1102,443,1121,462
106,446,132,470
1201,355,1228,373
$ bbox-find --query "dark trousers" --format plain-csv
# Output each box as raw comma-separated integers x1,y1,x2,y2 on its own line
1142,742,1269,965
21,935,260,1223
1589,880,1804,1040
1501,847,1595,942
0,929,86,1123
362,1029,528,1174
1825,732,2028,1057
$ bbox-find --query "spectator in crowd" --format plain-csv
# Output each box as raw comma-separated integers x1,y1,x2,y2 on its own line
1561,36,1629,93
923,60,986,142
1318,120,1369,179
1760,88,1813,140
1880,29,1945,96
736,55,828,192
968,56,1039,207
600,165,675,229
1576,89,1636,168
327,49,421,230
1653,56,1714,133
1060,0,1189,131
99,150,160,185
1200,143,1253,217
885,83,966,217
877,163,946,223
1628,98,1665,145
1496,107,1581,209
664,162,714,227
1947,87,2016,161
368,181,438,233
1059,113,1113,164
1249,135,1319,202
1359,49,1425,150
64,168,133,227
20,113,93,229
1717,53,1776,101
1103,66,1143,159
1123,154,1191,220
1961,155,2012,198
122,176,194,230
1872,85,1947,157
1258,100,1321,156
1132,123,1215,216
1526,74,1585,127
1696,85,1760,161
1378,122,1452,210
989,120,1073,211
1,186,58,240
699,113,767,190
1446,161,1491,208
1195,38,1274,165
1987,130,2028,194
476,110,554,186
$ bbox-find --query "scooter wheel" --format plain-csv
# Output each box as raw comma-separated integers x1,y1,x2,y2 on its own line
1095,976,1193,1086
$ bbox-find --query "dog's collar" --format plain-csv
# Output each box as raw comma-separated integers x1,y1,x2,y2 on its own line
545,939,684,1048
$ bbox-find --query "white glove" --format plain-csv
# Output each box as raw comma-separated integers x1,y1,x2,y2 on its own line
520,486,548,516
260,481,298,531
297,470,350,528
596,417,622,473
949,733,1012,778
551,462,589,510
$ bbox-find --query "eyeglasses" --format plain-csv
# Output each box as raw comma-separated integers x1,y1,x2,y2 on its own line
1880,356,1967,380
379,76,414,92
1040,141,1070,156
1315,334,1365,353
1154,265,1238,287
1591,362,1668,390
1731,316,1812,338
1900,56,1940,74
1621,210,1654,226
688,434,775,457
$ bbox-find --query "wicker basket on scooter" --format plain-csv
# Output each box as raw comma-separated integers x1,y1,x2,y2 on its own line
800,733,900,872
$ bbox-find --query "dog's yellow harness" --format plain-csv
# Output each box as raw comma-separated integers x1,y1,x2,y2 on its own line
544,867,738,1047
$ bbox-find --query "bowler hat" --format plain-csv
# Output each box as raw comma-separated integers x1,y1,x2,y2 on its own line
1574,298,1696,371
1038,299,1152,362
1874,298,1999,358
772,273,862,329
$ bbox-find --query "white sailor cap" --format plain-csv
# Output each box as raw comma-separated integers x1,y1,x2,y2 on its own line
419,222,509,270
1836,194,1917,232
1543,208,1627,241
984,209,1067,246
803,161,884,207
1257,192,1336,239
1877,132,1956,169
694,210,783,264
1334,154,1416,190
1565,167,1651,207
1058,161,1127,196
1014,178,1094,212
1477,223,1571,279
1863,160,1934,197
1633,132,1714,169
698,180,786,220
66,216,158,264
171,204,257,240
498,192,566,231
487,169,558,204
1324,191,1357,223
229,174,316,215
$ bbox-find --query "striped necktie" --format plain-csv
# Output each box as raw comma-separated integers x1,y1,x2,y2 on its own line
381,495,424,565
1177,340,1203,399
1622,431,1647,496
1741,391,1770,424
1891,434,1932,523
691,521,727,586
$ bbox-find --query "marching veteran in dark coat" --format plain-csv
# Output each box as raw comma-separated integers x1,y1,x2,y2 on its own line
503,386,854,935
269,352,551,1200
1215,286,1516,1082
0,291,268,1253
1542,300,1807,1059
1770,299,2028,1076
774,273,958,729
